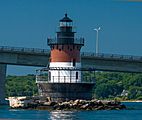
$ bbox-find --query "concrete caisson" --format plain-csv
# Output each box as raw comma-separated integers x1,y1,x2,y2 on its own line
37,83,95,101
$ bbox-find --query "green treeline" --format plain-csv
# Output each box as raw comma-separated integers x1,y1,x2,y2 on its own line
5,74,38,97
5,72,142,100
94,72,142,100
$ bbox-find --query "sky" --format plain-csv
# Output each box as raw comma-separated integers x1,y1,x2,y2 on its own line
0,0,142,75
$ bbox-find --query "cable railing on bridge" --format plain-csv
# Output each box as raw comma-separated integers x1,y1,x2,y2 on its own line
0,46,50,55
81,52,142,62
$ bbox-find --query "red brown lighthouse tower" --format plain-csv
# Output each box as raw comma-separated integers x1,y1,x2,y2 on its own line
36,14,95,101
48,14,84,83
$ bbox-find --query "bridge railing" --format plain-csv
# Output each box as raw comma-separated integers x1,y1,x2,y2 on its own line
81,52,142,62
0,46,142,62
0,46,50,55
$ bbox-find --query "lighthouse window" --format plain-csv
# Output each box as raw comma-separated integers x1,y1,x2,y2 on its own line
48,71,51,81
59,49,61,51
60,22,65,26
73,59,76,66
76,72,78,79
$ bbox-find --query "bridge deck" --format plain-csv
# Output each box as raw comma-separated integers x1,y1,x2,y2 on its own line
0,46,142,72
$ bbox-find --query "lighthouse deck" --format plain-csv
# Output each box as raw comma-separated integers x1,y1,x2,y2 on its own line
36,67,95,84
36,76,95,84
47,37,84,45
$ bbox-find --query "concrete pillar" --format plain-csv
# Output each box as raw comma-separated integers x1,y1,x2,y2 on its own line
0,64,7,104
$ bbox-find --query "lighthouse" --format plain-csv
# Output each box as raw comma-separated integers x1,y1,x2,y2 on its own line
48,14,84,83
36,14,95,101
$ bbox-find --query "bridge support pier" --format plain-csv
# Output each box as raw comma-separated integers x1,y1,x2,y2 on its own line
0,64,7,105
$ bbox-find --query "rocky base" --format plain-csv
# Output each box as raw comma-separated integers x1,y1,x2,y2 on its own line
9,97,126,110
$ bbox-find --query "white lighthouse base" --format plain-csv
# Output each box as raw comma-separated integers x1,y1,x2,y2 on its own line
49,62,81,83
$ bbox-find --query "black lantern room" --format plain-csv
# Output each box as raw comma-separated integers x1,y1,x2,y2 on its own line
57,13,75,44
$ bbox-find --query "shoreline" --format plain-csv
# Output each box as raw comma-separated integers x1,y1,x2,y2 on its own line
121,100,142,103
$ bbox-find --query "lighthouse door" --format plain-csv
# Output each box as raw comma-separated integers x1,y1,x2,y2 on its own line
76,72,78,80
73,59,76,66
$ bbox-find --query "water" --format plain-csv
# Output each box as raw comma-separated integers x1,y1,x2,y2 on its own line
0,102,142,120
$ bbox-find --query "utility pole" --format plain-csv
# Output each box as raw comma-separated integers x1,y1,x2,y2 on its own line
94,27,101,54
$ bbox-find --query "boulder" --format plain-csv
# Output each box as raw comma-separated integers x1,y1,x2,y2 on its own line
73,99,80,106
45,101,57,106
80,103,89,109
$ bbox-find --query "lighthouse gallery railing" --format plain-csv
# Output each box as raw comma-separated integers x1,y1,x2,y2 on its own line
36,67,95,84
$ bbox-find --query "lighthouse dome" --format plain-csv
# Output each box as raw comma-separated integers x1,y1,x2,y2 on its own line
60,13,72,22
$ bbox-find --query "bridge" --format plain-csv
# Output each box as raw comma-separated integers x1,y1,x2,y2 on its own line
0,46,142,104
0,46,142,72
